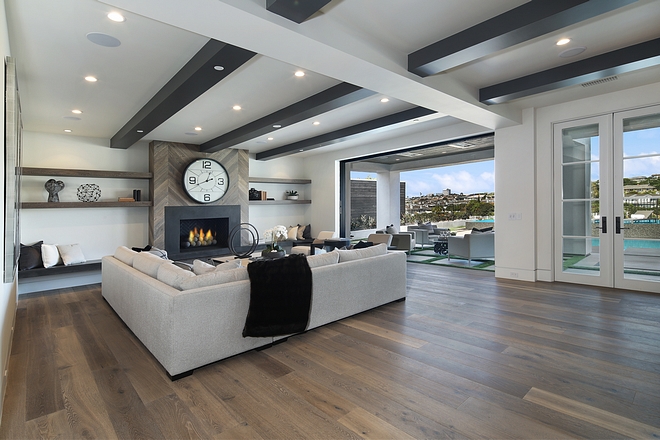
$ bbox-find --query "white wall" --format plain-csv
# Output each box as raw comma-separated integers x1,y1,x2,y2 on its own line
494,108,536,281
248,155,312,239
0,0,17,422
19,132,151,293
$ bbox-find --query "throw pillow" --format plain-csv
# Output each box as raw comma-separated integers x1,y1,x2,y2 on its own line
56,244,86,266
19,241,43,270
386,224,397,234
302,224,312,240
192,259,216,275
114,246,138,266
133,252,168,278
337,243,387,263
296,224,307,240
353,240,373,249
306,250,339,268
180,267,249,290
287,225,299,241
41,244,62,268
157,262,195,290
215,259,242,271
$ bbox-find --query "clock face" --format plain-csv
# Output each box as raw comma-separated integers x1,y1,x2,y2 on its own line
182,158,230,203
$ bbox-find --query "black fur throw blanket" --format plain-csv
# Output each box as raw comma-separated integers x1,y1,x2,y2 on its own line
243,253,312,337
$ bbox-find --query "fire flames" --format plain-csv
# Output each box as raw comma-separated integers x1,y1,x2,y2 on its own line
184,227,217,248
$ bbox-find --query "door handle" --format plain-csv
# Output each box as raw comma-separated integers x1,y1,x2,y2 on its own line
616,216,627,234
596,216,607,234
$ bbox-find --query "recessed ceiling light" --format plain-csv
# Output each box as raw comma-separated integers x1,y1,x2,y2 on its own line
556,38,571,46
273,124,282,128
107,12,125,22
214,65,224,71
267,137,274,141
313,121,320,126
86,32,121,47
380,98,390,103
136,130,144,133
194,126,202,131
295,70,305,77
85,76,97,82
64,129,72,133
299,149,304,152
72,109,82,114
233,105,242,111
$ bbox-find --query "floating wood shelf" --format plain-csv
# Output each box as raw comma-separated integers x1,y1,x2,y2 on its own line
248,177,311,185
20,167,153,179
249,200,311,205
21,201,153,209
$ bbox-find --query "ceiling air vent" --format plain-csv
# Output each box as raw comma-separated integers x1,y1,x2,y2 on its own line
582,76,618,87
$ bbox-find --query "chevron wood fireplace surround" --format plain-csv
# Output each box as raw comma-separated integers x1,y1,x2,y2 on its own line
149,141,249,254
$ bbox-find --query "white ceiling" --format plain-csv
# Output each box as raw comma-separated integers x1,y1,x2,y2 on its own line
5,0,660,158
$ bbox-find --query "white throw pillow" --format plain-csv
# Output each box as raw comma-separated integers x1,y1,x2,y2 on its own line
192,259,215,275
41,244,62,268
215,259,242,271
307,250,339,268
157,263,195,290
337,243,387,262
287,225,299,241
56,244,86,266
114,246,138,266
133,252,169,278
179,267,248,290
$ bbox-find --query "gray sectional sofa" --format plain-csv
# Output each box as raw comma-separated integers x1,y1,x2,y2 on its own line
101,244,407,378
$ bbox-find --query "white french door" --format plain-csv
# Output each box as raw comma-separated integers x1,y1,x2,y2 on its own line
554,106,660,293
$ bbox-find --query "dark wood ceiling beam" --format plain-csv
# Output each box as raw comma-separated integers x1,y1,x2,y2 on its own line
479,37,660,105
256,107,436,161
110,39,256,149
266,0,332,24
408,0,637,77
200,83,375,153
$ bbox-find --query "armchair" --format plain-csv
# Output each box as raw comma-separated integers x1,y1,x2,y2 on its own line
367,233,393,247
389,233,415,255
447,232,494,264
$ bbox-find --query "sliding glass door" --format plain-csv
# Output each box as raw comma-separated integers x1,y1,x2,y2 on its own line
555,106,660,293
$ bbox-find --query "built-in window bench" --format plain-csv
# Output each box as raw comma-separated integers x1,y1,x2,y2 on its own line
18,260,102,295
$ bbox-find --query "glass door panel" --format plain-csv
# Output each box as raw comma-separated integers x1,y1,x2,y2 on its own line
614,107,660,291
554,116,612,287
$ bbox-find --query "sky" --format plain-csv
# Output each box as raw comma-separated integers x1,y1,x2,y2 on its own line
352,160,495,197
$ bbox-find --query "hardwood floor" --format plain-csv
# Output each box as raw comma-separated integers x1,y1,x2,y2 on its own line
2,264,659,439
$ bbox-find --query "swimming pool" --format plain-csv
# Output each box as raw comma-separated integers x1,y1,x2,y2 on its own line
591,238,660,249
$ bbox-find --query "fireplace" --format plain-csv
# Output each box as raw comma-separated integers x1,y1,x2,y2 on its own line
164,205,241,261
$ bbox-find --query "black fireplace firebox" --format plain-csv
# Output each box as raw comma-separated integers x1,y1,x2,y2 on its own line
164,205,241,261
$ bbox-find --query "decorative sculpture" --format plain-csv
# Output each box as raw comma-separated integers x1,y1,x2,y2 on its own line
45,179,65,202
77,183,101,202
228,223,259,258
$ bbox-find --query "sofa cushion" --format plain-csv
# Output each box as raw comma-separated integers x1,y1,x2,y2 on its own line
179,267,249,290
157,263,196,290
302,224,312,240
306,250,339,268
133,252,169,278
192,259,242,275
57,244,86,266
114,246,138,266
19,241,43,270
41,244,62,268
337,243,387,262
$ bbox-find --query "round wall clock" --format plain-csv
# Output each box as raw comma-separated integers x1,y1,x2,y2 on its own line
182,158,230,203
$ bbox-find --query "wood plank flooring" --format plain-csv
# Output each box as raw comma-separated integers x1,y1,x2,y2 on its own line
2,264,659,439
